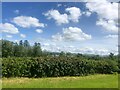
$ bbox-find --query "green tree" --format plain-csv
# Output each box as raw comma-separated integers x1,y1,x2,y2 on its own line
23,40,30,57
13,42,19,57
59,51,65,57
18,40,24,57
32,42,42,57
109,53,114,60
2,40,14,57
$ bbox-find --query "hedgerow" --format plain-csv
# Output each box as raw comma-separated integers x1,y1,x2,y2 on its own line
2,57,119,78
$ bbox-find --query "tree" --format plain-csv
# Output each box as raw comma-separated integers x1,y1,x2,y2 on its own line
24,40,30,47
59,51,65,57
13,42,19,57
76,53,83,58
0,40,2,57
19,40,23,46
2,40,14,57
109,53,114,60
23,40,30,57
32,42,42,57
18,40,24,57
1,40,43,57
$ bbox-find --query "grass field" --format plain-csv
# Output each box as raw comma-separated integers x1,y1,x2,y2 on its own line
2,74,118,88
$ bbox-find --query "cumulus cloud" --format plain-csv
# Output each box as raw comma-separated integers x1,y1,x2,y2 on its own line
34,35,117,55
41,43,118,55
20,34,26,38
87,1,118,19
44,7,82,25
108,0,119,2
12,16,45,28
57,4,62,7
0,23,19,34
42,43,50,46
52,27,92,41
77,47,116,55
41,42,58,52
105,34,118,38
52,33,63,41
65,7,82,22
44,10,69,25
69,0,119,2
86,0,118,33
96,19,118,33
6,35,13,38
83,11,92,17
14,40,19,43
36,29,43,33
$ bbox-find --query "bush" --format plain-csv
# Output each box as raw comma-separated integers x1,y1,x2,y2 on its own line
2,57,119,78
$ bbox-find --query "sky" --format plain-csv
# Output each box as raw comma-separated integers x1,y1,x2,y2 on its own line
0,0,119,55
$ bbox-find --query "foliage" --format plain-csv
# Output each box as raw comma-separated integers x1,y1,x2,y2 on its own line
1,40,42,57
1,39,119,77
2,57,119,78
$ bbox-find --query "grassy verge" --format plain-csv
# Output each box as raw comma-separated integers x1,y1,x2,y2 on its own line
2,74,118,88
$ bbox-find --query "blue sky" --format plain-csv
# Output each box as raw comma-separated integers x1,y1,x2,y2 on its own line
1,1,118,55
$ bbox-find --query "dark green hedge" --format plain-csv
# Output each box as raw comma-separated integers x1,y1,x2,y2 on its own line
2,57,119,77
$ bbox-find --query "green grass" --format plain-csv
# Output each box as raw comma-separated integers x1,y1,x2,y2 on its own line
2,74,118,88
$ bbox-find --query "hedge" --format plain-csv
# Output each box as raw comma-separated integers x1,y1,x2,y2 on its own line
2,57,119,77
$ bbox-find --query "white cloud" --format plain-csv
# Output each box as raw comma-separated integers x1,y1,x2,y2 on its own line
14,10,19,14
0,23,19,34
96,19,118,33
6,35,12,38
86,0,118,20
66,7,82,22
14,40,19,43
44,7,82,25
83,11,92,17
57,4,62,7
85,0,119,2
41,42,118,55
13,16,45,28
20,34,26,38
108,0,119,2
86,0,118,33
52,27,92,41
34,35,117,55
41,42,58,52
36,29,43,33
78,47,109,55
44,10,69,25
52,33,63,41
105,34,118,38
43,43,50,46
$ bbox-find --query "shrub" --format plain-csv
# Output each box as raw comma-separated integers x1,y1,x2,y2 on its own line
2,57,119,78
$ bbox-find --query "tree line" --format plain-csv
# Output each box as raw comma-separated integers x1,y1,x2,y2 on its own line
1,39,120,77
0,39,118,61
1,40,42,57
